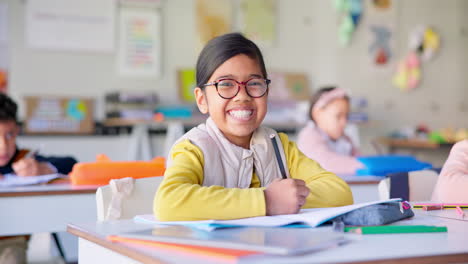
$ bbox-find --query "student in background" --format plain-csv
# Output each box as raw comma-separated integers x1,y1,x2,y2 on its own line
297,86,364,175
431,139,468,202
0,93,77,177
0,93,77,264
154,33,353,221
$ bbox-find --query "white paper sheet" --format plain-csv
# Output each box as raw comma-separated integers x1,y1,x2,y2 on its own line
0,173,64,188
135,198,403,231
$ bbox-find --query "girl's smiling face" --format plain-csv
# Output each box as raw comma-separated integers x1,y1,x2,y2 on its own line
194,54,268,149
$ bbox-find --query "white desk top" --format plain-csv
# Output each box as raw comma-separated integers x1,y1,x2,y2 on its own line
68,210,468,264
0,183,98,235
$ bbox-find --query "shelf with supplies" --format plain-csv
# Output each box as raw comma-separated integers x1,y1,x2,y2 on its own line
377,137,454,151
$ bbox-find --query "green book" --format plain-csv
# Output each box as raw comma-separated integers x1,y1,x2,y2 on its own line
344,225,448,234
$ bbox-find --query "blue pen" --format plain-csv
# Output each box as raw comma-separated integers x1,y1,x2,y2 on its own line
270,134,287,179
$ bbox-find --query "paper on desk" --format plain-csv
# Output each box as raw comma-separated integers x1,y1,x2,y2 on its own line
135,198,403,231
0,173,64,188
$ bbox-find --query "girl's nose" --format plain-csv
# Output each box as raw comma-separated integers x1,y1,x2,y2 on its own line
233,84,252,102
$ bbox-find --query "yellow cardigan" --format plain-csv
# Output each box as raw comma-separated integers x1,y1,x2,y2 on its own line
154,133,353,221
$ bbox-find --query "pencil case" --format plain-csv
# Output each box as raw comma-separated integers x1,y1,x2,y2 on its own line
70,154,166,185
332,201,414,226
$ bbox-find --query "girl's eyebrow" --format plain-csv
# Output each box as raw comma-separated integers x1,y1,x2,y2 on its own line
215,74,263,80
249,74,263,78
216,74,235,80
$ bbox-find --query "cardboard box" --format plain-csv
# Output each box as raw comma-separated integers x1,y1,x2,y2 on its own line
24,96,95,134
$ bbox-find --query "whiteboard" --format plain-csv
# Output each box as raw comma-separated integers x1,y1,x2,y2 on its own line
25,0,115,52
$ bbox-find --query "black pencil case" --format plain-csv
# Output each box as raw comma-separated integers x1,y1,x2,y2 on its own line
331,201,414,226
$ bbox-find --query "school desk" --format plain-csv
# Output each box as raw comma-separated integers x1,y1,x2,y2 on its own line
67,209,468,264
341,175,381,203
0,183,98,236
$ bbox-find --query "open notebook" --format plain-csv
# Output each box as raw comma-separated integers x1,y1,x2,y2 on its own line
0,173,65,188
135,198,403,231
109,225,348,255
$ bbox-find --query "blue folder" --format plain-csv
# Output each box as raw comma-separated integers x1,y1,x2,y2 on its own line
355,155,432,176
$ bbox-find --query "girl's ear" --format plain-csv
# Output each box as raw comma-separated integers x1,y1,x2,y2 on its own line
194,87,208,114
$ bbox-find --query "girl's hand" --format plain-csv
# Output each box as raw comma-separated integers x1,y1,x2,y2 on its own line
264,178,310,215
12,158,55,176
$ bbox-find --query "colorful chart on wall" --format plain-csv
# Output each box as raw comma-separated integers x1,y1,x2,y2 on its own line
24,96,94,134
268,72,310,101
196,0,232,50
178,69,196,102
117,8,162,78
238,0,276,46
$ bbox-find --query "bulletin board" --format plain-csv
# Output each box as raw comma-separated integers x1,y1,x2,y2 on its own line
24,96,95,134
178,68,196,102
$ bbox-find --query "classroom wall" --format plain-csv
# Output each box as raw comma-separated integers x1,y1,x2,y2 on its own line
3,0,468,161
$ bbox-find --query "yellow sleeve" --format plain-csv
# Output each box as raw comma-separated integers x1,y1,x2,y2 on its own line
279,133,354,207
154,139,266,221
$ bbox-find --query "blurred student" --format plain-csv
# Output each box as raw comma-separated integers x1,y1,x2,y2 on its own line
297,86,364,175
431,139,468,202
0,93,77,264
154,33,353,221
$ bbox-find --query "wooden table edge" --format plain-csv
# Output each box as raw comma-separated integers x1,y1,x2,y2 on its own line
67,224,166,264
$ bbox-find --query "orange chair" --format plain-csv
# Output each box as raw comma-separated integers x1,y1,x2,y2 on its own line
70,154,165,185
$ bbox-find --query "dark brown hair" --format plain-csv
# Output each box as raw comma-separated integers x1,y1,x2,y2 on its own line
308,86,349,121
0,93,18,123
196,32,267,88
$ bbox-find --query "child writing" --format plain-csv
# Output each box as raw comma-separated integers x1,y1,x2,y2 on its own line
154,33,353,221
0,93,77,177
431,139,468,202
0,93,77,264
296,87,364,175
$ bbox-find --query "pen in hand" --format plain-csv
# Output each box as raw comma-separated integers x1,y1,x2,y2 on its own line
24,148,39,159
270,134,287,179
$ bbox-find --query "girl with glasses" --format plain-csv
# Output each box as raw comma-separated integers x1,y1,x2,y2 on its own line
154,33,352,221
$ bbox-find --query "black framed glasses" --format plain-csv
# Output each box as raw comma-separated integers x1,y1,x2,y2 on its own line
203,78,271,99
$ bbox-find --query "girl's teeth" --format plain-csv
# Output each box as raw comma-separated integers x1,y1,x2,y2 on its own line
229,110,252,119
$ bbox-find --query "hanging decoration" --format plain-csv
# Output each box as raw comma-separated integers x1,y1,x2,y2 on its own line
369,25,392,65
334,0,363,46
409,26,440,61
392,52,421,91
392,25,440,92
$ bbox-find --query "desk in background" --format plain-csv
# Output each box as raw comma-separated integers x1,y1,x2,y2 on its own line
68,209,468,264
377,137,453,167
0,183,98,236
377,137,454,153
342,175,382,203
